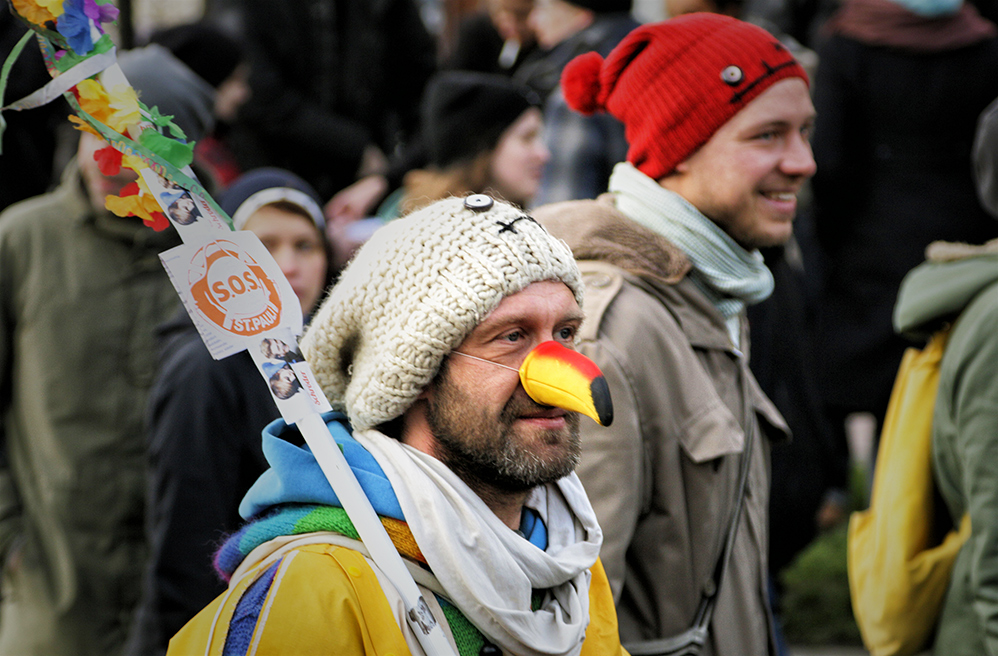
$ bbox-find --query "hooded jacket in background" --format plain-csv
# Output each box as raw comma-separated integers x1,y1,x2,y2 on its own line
893,240,998,656
117,44,216,144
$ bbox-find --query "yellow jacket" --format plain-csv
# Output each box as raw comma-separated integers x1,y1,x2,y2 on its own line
169,532,628,655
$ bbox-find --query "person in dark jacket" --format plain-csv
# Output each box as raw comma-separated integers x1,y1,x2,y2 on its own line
124,169,333,656
225,0,436,202
514,0,637,204
0,12,70,212
810,0,998,465
445,0,538,75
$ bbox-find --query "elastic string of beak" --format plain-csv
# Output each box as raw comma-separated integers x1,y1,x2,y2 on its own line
450,350,520,373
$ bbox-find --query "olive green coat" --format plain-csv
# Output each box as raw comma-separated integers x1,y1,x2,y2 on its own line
0,163,180,655
894,243,998,656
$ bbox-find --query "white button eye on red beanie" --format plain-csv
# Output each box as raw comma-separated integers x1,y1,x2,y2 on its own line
561,13,809,180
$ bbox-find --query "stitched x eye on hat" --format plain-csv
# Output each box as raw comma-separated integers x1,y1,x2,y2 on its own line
562,13,809,180
300,195,582,431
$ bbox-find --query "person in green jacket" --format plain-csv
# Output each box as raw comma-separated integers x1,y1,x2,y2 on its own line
0,45,214,655
893,237,998,656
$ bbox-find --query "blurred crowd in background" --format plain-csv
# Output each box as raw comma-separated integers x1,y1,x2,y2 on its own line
2,0,997,653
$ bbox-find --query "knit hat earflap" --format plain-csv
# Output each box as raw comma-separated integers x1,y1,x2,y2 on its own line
300,195,582,431
562,13,809,179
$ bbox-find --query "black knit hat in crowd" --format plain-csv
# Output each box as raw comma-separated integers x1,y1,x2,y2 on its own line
423,71,541,169
221,167,325,231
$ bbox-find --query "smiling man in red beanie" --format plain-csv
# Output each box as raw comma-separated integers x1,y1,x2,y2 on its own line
533,13,816,656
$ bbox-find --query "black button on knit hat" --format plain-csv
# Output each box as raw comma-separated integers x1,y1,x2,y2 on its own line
422,71,541,169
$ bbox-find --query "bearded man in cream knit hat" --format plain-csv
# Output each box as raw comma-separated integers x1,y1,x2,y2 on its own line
169,195,625,656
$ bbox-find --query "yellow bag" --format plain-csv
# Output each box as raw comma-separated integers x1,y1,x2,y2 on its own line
847,328,972,656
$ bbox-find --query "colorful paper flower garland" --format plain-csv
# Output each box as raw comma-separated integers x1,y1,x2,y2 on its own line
3,0,218,231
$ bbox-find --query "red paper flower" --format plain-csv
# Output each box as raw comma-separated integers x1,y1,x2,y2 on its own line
94,145,122,176
147,211,170,232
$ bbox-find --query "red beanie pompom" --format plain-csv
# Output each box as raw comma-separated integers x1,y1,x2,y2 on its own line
562,51,605,116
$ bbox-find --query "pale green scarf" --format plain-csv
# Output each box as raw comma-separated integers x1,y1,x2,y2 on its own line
608,162,774,345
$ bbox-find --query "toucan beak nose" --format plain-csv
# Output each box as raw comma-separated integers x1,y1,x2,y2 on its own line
519,341,614,426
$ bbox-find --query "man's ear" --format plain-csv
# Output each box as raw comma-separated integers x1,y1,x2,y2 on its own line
672,158,691,174
657,165,687,193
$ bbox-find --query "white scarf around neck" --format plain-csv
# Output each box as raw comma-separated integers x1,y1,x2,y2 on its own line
609,162,775,323
353,428,603,656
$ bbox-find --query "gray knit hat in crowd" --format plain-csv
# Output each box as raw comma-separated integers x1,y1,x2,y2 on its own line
300,195,583,430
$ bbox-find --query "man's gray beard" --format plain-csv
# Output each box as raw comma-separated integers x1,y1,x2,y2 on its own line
426,368,581,494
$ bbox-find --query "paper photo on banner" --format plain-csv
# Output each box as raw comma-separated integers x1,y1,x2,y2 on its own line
140,169,232,235
161,181,201,225
257,331,305,365
159,231,303,360
248,329,332,423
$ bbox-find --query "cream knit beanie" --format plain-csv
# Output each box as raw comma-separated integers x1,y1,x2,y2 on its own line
300,195,583,431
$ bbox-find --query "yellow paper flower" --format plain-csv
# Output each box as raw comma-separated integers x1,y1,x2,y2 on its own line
121,153,147,172
104,194,157,221
37,0,65,17
67,114,101,137
106,84,142,133
76,79,113,124
104,177,161,222
11,0,58,24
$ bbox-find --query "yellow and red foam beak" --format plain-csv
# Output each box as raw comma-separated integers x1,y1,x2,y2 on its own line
519,341,613,426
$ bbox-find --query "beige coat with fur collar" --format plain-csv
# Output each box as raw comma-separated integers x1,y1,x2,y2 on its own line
536,197,790,656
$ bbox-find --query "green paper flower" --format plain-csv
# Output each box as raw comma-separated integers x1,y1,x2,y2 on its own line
138,128,194,169
145,105,187,141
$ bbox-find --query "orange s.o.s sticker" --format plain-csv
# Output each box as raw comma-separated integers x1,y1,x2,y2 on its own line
188,239,282,336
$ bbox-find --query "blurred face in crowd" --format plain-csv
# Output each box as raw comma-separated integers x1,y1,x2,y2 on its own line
77,132,137,213
490,0,537,46
243,204,328,315
415,281,583,501
489,107,549,207
661,78,816,250
528,0,593,49
214,63,251,123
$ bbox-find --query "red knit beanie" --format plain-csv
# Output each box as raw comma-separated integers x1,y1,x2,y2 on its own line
562,13,809,180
